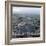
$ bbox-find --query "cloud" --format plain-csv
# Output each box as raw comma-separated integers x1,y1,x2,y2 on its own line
12,7,40,15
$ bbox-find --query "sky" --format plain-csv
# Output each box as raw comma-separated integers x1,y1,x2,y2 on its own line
12,7,41,15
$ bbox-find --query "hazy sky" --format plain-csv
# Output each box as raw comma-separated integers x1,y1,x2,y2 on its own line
12,7,41,15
